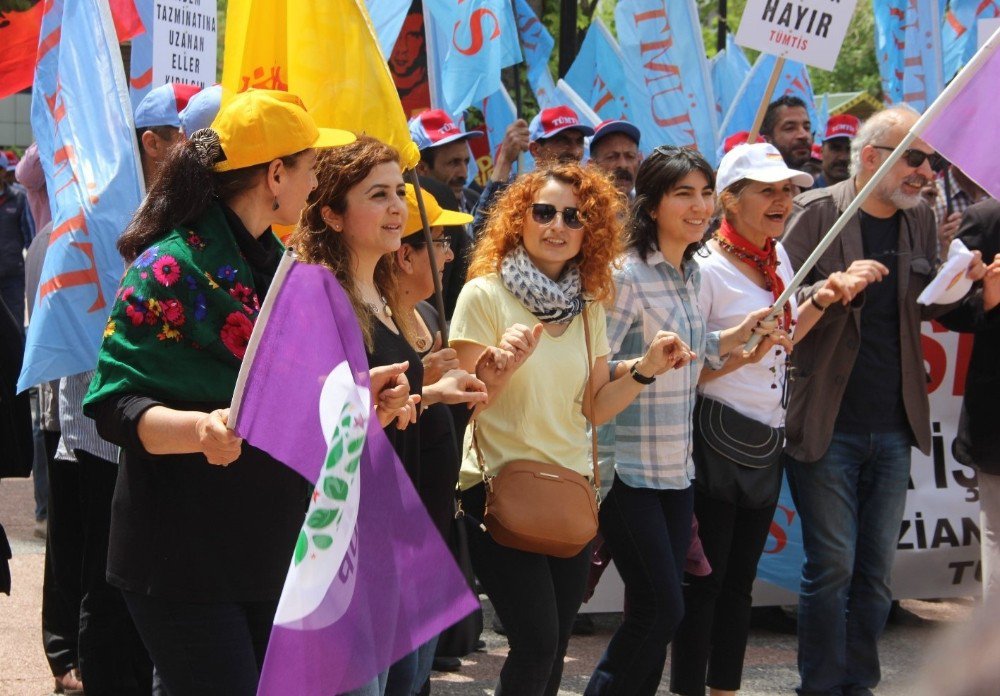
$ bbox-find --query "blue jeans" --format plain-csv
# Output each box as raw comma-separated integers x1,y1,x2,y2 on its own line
585,476,694,696
341,670,388,696
785,430,912,696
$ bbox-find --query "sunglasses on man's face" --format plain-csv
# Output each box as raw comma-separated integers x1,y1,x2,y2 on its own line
872,145,945,171
530,203,586,230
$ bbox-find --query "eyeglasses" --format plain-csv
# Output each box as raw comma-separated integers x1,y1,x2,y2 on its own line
530,203,586,230
872,145,944,170
429,237,452,252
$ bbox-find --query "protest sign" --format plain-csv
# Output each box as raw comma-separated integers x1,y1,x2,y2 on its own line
151,0,218,90
736,0,858,71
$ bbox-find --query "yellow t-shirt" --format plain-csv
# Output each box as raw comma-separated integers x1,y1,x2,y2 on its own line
450,274,610,490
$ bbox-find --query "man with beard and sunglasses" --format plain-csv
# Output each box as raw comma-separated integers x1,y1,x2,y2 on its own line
588,119,642,199
780,106,987,696
472,105,595,237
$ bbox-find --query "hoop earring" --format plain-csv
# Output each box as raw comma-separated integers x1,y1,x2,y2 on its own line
272,197,280,211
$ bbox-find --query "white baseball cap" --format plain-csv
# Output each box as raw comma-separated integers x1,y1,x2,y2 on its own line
716,142,813,193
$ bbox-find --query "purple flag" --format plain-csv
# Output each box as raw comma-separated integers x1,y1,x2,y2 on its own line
231,253,478,695
919,29,1000,200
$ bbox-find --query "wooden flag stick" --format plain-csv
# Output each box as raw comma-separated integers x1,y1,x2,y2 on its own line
405,170,449,344
747,56,785,143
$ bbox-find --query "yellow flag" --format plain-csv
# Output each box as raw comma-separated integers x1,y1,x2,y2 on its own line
220,0,288,96
220,0,420,170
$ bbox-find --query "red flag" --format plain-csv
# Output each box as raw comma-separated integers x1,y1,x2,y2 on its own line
0,0,143,100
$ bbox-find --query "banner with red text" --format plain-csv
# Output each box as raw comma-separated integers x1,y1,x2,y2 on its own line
17,0,145,393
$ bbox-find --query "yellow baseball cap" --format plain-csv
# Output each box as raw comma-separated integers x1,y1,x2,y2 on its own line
403,183,473,236
211,89,356,172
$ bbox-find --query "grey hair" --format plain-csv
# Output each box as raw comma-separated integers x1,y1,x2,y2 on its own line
849,105,920,178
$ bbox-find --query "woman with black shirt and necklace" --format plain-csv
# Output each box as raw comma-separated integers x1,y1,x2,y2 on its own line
291,136,485,696
83,90,355,696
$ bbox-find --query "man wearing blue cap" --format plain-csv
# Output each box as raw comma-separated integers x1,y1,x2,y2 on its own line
588,119,642,198
472,105,595,236
178,84,222,137
134,82,200,182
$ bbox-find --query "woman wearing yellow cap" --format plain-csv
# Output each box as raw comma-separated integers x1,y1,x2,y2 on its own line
83,90,356,695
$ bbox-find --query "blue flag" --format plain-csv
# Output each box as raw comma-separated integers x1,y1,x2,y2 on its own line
18,0,145,392
874,0,944,111
128,0,154,110
366,0,413,58
564,18,632,122
614,0,718,162
512,0,558,108
718,53,818,147
816,92,830,142
423,0,522,117
709,34,751,125
942,0,1000,81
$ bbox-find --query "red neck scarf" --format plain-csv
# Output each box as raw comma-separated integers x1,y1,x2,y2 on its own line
715,219,793,330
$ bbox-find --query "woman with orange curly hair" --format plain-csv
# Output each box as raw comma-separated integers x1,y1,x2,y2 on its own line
449,163,691,696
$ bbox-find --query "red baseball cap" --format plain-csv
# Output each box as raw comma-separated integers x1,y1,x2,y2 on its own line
529,105,595,142
723,131,765,153
811,143,823,160
824,114,860,141
408,109,482,150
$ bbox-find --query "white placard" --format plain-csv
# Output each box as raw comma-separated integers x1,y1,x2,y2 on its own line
979,18,1000,49
152,0,218,90
735,0,859,71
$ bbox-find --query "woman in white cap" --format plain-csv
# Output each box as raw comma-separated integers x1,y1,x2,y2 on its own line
84,90,357,696
669,142,873,696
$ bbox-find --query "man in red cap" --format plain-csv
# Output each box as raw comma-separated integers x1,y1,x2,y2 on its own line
472,105,595,236
814,114,859,188
409,108,483,215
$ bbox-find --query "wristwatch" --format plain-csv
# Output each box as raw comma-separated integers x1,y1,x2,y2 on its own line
629,362,656,385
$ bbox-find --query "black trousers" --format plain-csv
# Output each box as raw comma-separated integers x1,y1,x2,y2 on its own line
42,450,82,677
460,483,591,696
123,591,277,696
75,449,152,695
670,490,778,695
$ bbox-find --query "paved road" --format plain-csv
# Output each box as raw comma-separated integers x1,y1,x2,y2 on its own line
0,477,975,695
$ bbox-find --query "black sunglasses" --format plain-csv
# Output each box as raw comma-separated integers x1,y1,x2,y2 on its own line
530,203,586,230
872,145,944,170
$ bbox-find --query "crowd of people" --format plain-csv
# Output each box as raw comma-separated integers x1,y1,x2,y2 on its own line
2,81,1000,696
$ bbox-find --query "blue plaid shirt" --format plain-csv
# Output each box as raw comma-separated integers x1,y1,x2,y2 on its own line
600,250,721,490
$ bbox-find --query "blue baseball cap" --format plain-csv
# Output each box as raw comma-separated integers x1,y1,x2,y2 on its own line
135,82,201,129
179,84,222,134
528,106,594,142
591,119,641,149
408,109,482,151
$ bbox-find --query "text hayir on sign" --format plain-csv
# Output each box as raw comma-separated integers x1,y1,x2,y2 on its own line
736,0,858,71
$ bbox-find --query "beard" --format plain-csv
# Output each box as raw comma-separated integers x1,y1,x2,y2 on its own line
882,174,930,210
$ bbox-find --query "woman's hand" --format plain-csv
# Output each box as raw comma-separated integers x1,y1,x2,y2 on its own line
370,362,420,428
195,408,242,466
425,369,489,408
636,331,696,376
498,322,544,365
739,327,794,364
421,333,459,385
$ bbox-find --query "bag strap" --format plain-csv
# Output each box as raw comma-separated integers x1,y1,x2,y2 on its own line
581,304,600,493
468,307,601,493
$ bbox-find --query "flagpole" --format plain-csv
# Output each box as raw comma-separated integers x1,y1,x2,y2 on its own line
747,56,784,143
509,0,526,173
405,170,450,343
